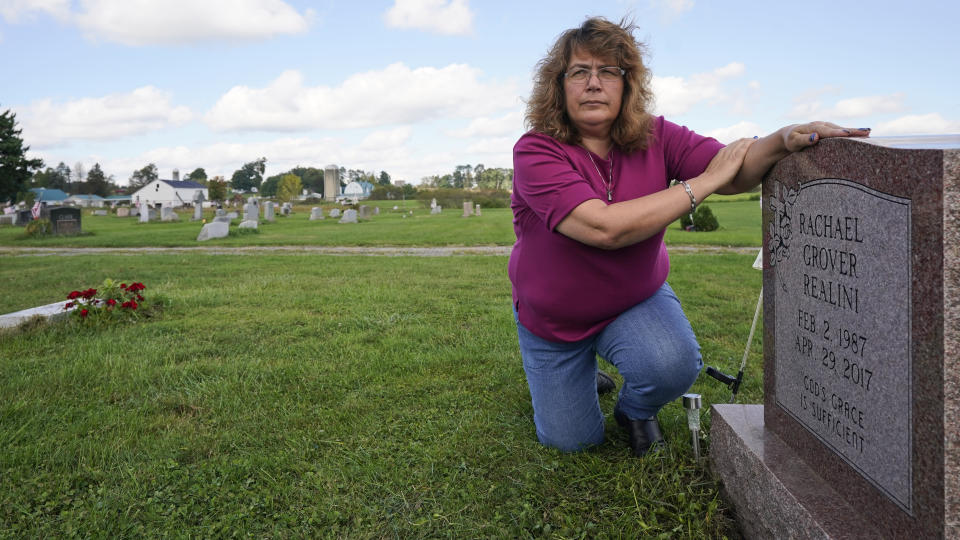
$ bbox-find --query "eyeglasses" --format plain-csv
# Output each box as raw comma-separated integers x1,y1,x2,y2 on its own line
563,66,625,85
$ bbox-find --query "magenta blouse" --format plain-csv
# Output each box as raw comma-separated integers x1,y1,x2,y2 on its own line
509,116,724,342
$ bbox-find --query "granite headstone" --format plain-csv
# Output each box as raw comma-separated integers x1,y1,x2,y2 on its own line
710,136,960,539
49,206,81,235
161,206,179,222
339,209,358,224
196,221,229,241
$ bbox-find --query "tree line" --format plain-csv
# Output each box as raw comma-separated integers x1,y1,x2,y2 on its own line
420,164,513,191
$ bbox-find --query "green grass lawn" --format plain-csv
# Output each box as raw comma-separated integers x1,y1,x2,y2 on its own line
0,196,761,248
1,252,763,538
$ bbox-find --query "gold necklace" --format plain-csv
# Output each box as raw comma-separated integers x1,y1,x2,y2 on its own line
584,148,614,201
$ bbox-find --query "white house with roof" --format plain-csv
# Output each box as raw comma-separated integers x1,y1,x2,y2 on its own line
131,174,208,208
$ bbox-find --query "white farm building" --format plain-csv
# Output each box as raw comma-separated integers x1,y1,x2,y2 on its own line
132,178,208,209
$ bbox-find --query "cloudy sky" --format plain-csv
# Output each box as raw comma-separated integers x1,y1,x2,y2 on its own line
2,0,957,186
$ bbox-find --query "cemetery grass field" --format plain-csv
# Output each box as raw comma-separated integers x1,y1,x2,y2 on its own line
0,250,763,538
0,196,762,248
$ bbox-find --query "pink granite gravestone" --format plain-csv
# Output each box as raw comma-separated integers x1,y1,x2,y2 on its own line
710,136,960,539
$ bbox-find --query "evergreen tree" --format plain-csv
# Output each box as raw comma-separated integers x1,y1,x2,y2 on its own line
84,163,112,197
0,108,43,204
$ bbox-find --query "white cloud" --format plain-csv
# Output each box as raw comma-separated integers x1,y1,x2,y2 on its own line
70,0,311,45
651,62,745,116
465,136,514,155
358,127,413,151
0,0,70,22
704,121,764,144
875,113,960,136
383,0,473,35
447,111,523,138
204,64,519,132
19,86,193,148
788,92,905,119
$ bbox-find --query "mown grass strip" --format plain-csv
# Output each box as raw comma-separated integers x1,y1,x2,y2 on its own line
1,252,760,537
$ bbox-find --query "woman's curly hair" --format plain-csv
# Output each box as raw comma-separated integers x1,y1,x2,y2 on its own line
525,17,655,153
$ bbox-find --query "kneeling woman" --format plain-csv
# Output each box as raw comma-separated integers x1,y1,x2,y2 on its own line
509,16,868,456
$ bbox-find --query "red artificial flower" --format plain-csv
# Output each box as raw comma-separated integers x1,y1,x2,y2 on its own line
81,288,98,300
106,299,117,306
80,309,89,318
137,295,144,301
64,302,74,309
129,301,138,310
67,291,82,300
120,283,127,289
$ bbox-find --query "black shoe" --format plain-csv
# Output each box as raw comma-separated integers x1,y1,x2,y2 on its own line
597,370,616,395
613,406,666,457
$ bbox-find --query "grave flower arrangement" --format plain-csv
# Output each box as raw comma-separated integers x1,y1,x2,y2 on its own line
64,278,161,324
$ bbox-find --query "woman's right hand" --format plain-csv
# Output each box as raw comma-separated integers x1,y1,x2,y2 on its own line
701,137,756,190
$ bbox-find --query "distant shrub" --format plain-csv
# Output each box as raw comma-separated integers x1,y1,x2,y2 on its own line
680,205,719,232
24,219,51,237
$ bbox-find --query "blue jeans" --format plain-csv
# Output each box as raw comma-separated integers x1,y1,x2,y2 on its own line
515,282,702,452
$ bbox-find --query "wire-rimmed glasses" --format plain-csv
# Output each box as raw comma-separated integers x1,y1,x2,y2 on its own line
563,66,625,85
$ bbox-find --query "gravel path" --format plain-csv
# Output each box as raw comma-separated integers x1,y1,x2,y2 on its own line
0,245,760,257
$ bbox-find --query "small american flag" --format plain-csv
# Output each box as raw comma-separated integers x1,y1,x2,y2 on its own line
31,201,41,219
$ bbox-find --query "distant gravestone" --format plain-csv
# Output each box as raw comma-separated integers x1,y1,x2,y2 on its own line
282,202,292,215
329,208,341,218
310,207,324,221
475,204,481,216
431,206,442,214
0,214,15,226
49,207,81,235
238,219,258,229
358,205,371,219
244,202,259,223
16,209,31,226
462,201,472,217
215,209,226,218
338,209,358,224
264,201,276,222
116,207,130,217
192,202,203,221
373,206,380,215
196,221,229,241
431,198,437,209
710,136,960,539
93,210,107,216
226,211,238,219
139,205,150,223
161,206,179,222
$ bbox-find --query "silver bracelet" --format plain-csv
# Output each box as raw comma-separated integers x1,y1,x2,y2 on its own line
678,180,697,212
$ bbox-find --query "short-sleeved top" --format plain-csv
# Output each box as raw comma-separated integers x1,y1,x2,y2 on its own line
509,116,723,342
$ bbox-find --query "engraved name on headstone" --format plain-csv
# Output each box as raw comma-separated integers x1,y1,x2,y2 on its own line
769,178,912,511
